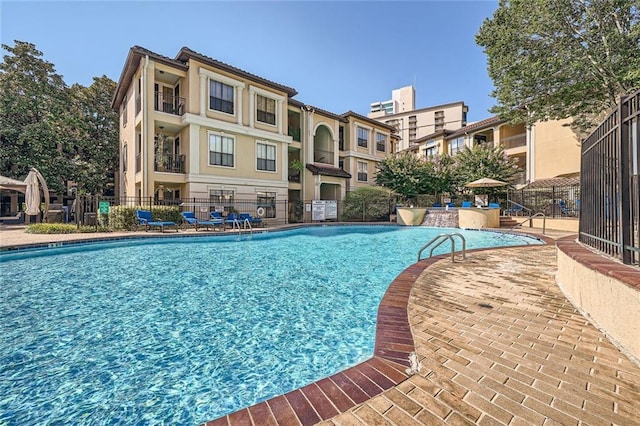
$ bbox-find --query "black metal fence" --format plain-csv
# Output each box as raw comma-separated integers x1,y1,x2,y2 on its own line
69,196,395,229
507,182,581,218
580,89,640,266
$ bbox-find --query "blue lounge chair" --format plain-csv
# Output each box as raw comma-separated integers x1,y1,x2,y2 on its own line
558,200,576,216
181,211,223,231
504,204,524,216
432,202,442,208
210,211,223,220
224,213,240,228
136,210,178,232
488,202,500,209
239,213,262,227
461,201,473,208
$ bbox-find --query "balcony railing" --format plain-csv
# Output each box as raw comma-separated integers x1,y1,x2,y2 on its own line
135,94,141,115
135,153,141,173
502,133,526,149
288,127,301,142
313,149,334,164
154,154,185,173
288,174,301,183
154,92,185,116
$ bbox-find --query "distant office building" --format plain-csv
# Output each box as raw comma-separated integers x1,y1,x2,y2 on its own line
369,86,415,116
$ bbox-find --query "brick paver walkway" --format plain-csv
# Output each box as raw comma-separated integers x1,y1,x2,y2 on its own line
322,245,640,425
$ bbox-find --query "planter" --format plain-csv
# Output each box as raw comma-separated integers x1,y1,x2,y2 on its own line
396,207,427,226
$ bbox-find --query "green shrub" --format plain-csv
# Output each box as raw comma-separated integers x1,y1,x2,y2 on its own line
342,187,394,221
107,205,181,230
26,223,78,234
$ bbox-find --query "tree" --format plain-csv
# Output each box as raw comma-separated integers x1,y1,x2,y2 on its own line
476,0,640,131
0,41,71,192
0,41,119,195
342,186,394,221
67,76,119,195
452,145,519,197
375,153,433,201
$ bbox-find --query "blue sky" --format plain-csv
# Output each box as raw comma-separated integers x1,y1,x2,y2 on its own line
1,0,498,122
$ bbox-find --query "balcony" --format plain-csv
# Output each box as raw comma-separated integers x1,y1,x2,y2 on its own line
502,133,526,149
155,153,185,173
288,127,301,142
313,149,334,164
154,92,185,116
135,153,141,173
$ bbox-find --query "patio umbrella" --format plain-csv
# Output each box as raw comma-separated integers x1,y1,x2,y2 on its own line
465,177,509,188
0,175,28,192
24,169,41,216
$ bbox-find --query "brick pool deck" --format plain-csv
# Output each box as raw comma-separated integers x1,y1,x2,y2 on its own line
2,226,639,425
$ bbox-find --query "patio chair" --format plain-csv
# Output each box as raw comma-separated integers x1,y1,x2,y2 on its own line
558,200,576,216
224,213,241,229
181,211,223,231
503,204,524,216
136,210,178,233
488,202,501,209
239,213,263,227
461,201,473,208
432,202,442,208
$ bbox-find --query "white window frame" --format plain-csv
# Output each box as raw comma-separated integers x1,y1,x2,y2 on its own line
376,133,387,152
256,141,277,173
450,137,465,155
208,132,236,168
357,126,369,148
357,161,368,182
201,68,243,119
249,85,284,130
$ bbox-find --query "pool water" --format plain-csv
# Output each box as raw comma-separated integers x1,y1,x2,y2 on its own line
0,225,541,424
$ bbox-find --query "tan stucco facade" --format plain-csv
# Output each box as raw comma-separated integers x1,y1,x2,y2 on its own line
530,119,581,181
114,46,394,225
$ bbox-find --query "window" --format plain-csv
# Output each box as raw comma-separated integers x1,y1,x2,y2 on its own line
425,146,436,157
339,126,344,151
256,95,276,125
450,137,465,155
256,142,276,171
210,190,234,211
122,95,127,125
357,161,368,182
122,143,127,172
257,191,276,218
357,127,368,148
210,80,234,114
209,134,234,167
376,133,386,152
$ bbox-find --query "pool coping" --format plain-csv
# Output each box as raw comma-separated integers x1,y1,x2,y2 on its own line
202,230,554,426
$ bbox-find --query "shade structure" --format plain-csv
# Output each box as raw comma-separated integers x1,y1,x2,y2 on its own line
24,170,41,216
0,175,27,192
465,177,509,188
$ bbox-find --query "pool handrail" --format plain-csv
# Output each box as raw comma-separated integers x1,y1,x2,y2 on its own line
417,232,466,262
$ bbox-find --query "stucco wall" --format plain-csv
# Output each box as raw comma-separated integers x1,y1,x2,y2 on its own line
556,238,640,363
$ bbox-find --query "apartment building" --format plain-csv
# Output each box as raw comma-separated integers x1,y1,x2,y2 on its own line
410,115,580,186
368,87,468,153
112,46,394,221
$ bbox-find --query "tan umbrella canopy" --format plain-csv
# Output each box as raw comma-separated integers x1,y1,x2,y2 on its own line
465,177,509,188
22,168,50,218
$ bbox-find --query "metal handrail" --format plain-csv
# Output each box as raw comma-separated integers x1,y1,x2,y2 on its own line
512,212,546,234
505,199,532,216
417,232,467,262
243,218,253,234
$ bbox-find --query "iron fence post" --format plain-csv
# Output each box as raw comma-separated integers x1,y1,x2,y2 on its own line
618,95,632,264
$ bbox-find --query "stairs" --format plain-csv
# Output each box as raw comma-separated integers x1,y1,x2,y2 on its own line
499,215,519,228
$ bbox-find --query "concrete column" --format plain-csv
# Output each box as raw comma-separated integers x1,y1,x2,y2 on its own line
236,86,244,125
190,124,201,174
277,99,283,134
248,88,255,128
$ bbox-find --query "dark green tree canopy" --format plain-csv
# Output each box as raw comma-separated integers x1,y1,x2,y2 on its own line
0,40,118,194
476,0,640,131
451,145,519,191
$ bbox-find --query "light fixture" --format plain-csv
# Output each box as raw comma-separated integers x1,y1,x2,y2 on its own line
159,70,165,74
159,126,164,129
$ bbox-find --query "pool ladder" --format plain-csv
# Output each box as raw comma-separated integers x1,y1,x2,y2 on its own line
417,233,466,262
230,218,253,234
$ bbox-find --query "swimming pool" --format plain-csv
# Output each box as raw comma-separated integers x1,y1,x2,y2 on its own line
0,225,542,424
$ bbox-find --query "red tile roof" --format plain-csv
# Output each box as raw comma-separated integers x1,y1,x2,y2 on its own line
306,164,351,178
446,116,506,139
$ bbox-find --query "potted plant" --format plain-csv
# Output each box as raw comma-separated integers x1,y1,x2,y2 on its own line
289,159,304,182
